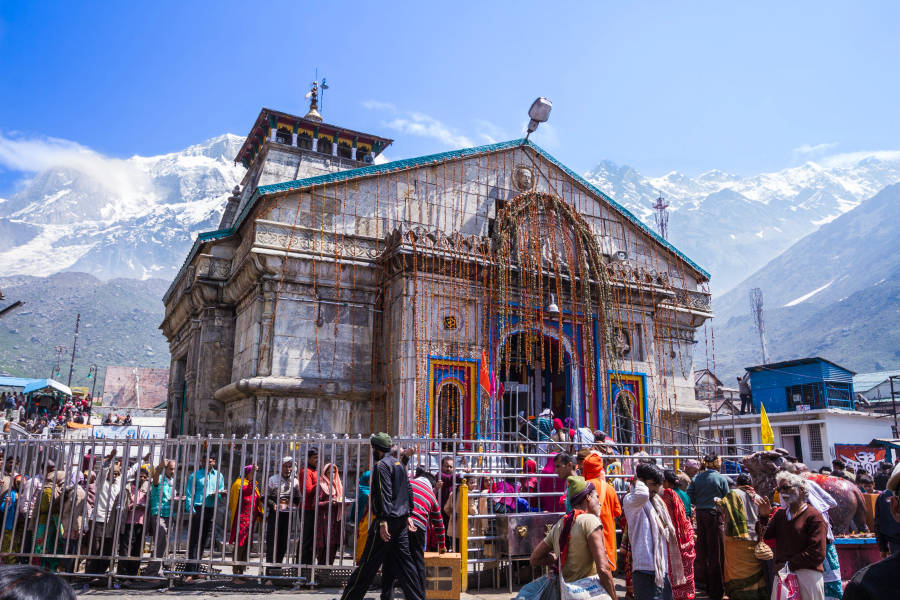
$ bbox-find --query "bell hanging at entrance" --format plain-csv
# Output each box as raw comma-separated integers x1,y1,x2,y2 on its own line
546,293,560,316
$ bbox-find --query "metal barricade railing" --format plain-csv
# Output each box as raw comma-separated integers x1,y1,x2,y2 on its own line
0,434,760,589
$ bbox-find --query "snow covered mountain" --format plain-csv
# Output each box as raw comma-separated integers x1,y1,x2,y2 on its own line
1,132,899,294
0,134,245,280
585,153,900,294
702,183,900,379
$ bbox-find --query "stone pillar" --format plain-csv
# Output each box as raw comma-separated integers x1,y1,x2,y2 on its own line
183,319,202,435
291,132,298,147
192,306,235,434
332,143,338,157
270,129,277,142
312,137,319,152
256,282,278,377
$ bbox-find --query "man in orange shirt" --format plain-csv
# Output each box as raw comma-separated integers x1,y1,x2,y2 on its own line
581,451,622,570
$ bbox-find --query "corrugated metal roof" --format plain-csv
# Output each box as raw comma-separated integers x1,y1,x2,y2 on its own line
745,356,855,375
853,370,900,393
0,377,41,389
164,138,710,302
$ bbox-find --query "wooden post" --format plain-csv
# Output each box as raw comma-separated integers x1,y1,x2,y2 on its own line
458,480,469,592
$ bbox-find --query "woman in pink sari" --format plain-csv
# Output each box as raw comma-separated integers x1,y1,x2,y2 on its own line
662,469,696,600
316,463,344,565
228,465,262,583
538,454,567,512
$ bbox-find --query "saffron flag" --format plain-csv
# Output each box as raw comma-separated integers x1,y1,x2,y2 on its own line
480,350,491,396
760,404,774,450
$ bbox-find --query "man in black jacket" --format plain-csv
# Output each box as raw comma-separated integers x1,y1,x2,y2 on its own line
340,433,424,600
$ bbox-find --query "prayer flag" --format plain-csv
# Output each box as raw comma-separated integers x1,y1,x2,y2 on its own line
760,404,774,450
480,350,491,396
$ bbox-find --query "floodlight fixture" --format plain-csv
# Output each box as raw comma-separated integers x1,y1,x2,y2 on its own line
525,97,552,139
546,293,561,316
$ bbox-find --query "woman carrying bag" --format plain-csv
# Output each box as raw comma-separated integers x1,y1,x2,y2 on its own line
519,476,617,600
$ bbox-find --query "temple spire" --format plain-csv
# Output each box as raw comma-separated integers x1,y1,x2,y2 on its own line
304,80,323,123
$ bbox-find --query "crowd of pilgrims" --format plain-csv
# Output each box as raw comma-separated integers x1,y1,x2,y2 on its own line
0,391,92,435
0,427,897,600
515,444,900,600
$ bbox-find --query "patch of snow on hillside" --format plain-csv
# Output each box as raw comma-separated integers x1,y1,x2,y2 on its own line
784,279,833,307
0,225,96,276
812,213,840,226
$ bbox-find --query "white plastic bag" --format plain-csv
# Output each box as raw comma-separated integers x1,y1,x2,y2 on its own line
560,575,612,600
772,564,800,600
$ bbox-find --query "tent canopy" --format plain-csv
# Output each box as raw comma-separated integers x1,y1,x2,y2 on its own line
0,377,42,389
22,379,72,397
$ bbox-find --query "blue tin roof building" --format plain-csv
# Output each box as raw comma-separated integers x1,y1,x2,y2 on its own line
745,357,855,414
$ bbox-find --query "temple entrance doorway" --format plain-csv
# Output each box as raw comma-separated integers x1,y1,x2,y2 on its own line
498,331,573,436
436,382,462,439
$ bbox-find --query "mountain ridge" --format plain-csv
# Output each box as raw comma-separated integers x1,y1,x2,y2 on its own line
705,183,900,378
0,134,245,280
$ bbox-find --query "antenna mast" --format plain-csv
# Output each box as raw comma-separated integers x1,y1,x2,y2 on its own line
652,194,669,240
749,288,769,364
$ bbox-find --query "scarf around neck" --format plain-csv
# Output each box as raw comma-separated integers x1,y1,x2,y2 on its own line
648,492,685,588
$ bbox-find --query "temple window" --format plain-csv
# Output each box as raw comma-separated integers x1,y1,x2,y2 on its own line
275,127,291,145
297,133,312,150
337,142,352,159
318,138,333,155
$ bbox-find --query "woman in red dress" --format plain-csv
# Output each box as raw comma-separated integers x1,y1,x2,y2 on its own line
662,469,696,600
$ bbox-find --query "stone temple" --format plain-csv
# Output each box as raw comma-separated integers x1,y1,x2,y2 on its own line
161,92,713,441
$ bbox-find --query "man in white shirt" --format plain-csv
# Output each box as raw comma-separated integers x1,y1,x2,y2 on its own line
265,456,301,575
622,462,676,600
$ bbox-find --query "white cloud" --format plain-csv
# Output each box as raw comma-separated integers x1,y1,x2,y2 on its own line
384,112,474,149
361,100,397,113
793,142,838,156
473,119,507,145
817,149,900,169
364,101,509,150
0,132,158,218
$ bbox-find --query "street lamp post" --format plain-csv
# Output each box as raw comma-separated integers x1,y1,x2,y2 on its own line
87,364,98,404
890,375,899,438
51,345,66,379
66,313,81,387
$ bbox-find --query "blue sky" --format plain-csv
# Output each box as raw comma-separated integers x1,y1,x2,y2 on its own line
1,1,898,193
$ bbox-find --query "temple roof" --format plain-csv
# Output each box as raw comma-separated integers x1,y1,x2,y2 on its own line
234,107,394,166
164,138,709,303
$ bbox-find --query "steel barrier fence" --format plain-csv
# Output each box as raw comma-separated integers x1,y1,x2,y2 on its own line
0,435,763,589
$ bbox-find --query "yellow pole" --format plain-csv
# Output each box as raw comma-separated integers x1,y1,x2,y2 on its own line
458,480,469,592
674,448,680,470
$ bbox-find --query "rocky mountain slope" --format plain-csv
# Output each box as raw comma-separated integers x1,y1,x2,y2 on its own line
0,134,245,280
0,273,170,392
703,183,900,379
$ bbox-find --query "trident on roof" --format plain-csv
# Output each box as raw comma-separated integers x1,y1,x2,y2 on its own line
304,70,329,122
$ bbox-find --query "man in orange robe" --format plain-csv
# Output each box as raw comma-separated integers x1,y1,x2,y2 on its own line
581,451,622,570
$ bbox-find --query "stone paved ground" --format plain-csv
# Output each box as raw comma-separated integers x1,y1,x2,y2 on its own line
74,577,714,599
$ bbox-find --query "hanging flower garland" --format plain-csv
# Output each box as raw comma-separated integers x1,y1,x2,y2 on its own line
491,191,619,408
